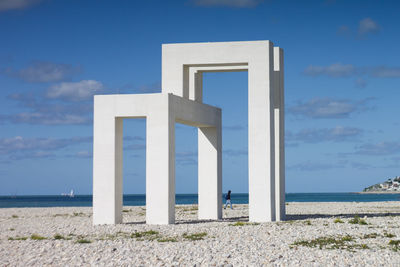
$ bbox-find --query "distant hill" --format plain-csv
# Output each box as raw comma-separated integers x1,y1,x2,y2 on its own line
363,176,400,192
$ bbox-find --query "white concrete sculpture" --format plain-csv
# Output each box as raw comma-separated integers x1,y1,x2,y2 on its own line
93,41,285,225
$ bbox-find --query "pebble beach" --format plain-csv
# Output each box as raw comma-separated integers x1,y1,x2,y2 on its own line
2,202,400,266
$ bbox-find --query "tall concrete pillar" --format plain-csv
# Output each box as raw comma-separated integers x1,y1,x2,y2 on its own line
248,43,276,222
198,125,222,220
146,103,176,224
93,101,123,225
274,47,285,221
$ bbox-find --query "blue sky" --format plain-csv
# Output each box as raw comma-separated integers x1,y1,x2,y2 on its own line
0,0,399,195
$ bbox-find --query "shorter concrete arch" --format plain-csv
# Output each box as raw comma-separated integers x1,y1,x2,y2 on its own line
93,93,222,225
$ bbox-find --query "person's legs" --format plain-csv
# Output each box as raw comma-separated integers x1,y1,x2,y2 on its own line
224,200,228,209
229,200,233,209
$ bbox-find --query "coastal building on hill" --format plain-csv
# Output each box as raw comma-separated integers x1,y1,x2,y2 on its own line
363,176,400,192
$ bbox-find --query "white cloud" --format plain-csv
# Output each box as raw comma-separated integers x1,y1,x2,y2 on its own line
289,98,371,119
287,161,341,171
338,18,380,39
354,78,367,88
304,64,400,79
0,0,41,12
304,63,355,77
192,0,262,8
0,136,91,160
286,126,363,143
1,93,92,125
355,141,400,155
371,66,400,78
7,112,89,125
3,61,81,83
358,18,379,36
46,80,103,101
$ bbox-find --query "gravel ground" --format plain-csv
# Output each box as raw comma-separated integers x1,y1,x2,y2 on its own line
2,202,400,266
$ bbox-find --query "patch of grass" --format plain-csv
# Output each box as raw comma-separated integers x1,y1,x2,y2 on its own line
122,209,132,213
384,232,396,238
76,239,91,244
157,237,177,242
229,221,259,226
53,214,69,217
304,220,312,225
290,235,368,251
334,218,344,224
11,215,18,218
349,215,368,225
137,212,145,216
73,212,85,217
230,221,245,226
31,234,47,240
9,228,15,231
54,234,65,240
285,203,289,205
183,232,207,241
341,235,353,242
362,233,378,239
389,240,400,251
8,236,27,240
131,230,159,239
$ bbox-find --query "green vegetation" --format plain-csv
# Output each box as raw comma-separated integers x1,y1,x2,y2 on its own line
131,230,159,239
231,221,245,226
157,237,178,242
183,232,207,241
73,212,85,217
291,235,369,251
9,228,15,231
53,214,69,217
362,233,378,239
76,239,92,244
31,234,47,240
384,232,396,238
304,220,312,225
229,221,259,226
389,240,400,251
54,234,65,240
349,215,368,225
122,209,132,212
8,236,27,240
11,215,18,218
334,218,344,224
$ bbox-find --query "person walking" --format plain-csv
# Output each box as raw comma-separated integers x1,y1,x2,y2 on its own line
224,190,232,209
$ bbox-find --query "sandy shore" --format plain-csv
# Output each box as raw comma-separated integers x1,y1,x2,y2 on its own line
2,202,400,266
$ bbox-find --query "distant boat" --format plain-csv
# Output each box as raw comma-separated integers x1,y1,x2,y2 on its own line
61,189,75,198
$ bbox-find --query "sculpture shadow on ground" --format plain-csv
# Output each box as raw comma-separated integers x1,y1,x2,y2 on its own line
123,216,250,225
287,212,400,221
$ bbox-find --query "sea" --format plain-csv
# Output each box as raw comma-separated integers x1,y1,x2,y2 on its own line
1,193,400,208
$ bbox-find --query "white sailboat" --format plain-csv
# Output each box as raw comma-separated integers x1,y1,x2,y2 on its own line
61,189,75,197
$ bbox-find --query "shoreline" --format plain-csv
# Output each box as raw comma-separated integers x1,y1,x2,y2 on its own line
355,191,400,194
